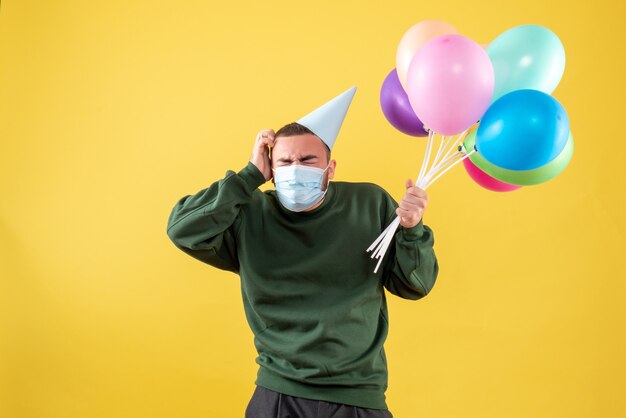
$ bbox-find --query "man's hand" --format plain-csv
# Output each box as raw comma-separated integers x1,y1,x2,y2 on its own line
250,129,275,181
396,178,428,228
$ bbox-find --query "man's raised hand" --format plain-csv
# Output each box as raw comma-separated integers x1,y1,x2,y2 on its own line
250,129,275,181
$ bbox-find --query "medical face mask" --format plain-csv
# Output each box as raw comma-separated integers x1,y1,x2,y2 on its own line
271,163,331,212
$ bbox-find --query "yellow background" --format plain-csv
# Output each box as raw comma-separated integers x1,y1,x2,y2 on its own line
1,0,624,417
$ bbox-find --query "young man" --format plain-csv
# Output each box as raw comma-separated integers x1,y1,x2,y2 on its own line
166,86,438,418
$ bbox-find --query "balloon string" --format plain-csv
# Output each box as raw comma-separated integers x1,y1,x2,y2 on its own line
425,149,476,189
366,216,397,252
416,131,431,184
371,215,400,258
373,217,401,273
366,129,473,273
424,132,438,177
431,135,447,168
432,134,450,167
417,130,434,185
421,153,464,187
435,130,468,170
368,132,434,260
418,130,469,188
421,146,464,185
368,136,454,266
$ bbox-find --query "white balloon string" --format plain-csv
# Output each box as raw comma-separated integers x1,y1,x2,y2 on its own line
424,149,476,189
367,216,398,254
372,219,397,259
424,132,436,177
374,255,384,274
367,129,473,273
366,220,394,253
422,153,464,187
417,130,434,184
372,218,399,259
420,130,470,187
435,130,468,170
416,131,431,184
370,228,390,258
431,135,447,168
373,217,401,273
421,150,464,185
415,133,437,187
417,134,436,188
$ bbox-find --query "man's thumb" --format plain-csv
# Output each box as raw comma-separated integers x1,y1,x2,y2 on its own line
406,178,414,189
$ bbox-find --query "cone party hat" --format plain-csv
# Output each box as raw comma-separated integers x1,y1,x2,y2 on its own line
296,86,357,150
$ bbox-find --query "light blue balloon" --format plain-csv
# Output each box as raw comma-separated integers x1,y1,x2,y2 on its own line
475,89,570,171
487,25,566,103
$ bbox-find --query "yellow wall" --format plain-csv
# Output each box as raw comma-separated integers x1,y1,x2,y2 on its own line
1,0,624,417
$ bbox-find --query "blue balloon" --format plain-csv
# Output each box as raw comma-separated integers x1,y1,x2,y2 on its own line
475,89,569,171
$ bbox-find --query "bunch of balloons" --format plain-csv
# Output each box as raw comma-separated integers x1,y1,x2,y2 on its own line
369,20,572,273
464,25,571,191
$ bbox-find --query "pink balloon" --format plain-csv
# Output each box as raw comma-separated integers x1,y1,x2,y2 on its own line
406,34,494,136
462,157,522,192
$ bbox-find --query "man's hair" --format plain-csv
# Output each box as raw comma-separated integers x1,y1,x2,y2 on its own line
274,122,331,162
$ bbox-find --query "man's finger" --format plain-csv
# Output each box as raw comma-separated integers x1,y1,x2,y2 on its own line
407,186,428,199
396,206,423,221
403,192,428,208
396,206,418,218
399,199,419,211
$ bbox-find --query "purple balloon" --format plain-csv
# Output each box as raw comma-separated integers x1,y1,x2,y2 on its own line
380,68,428,136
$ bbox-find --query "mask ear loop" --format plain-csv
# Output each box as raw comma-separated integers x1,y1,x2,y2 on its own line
303,172,330,211
322,163,331,191
304,164,332,210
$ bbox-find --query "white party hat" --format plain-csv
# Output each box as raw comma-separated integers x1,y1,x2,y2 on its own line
296,86,357,150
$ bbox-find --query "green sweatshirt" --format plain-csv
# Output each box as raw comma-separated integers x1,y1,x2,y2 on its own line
166,161,439,410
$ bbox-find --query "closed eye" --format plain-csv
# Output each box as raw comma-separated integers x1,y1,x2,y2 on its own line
276,154,319,164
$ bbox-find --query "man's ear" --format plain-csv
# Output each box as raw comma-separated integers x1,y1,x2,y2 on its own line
328,159,336,180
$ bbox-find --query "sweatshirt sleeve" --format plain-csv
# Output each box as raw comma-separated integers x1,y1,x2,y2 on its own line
380,191,439,300
166,161,267,273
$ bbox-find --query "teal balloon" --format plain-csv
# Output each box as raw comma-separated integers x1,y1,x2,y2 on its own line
487,24,566,103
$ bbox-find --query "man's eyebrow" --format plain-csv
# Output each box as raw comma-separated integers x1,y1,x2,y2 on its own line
277,154,319,162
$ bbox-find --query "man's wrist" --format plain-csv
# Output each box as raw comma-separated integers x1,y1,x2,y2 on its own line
238,161,267,192
400,218,425,241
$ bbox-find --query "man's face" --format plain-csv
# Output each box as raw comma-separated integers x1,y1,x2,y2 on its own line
270,133,336,191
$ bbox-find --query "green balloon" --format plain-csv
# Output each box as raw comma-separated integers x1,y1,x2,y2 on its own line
463,129,574,186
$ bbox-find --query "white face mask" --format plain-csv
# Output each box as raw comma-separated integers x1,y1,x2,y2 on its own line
271,163,331,212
